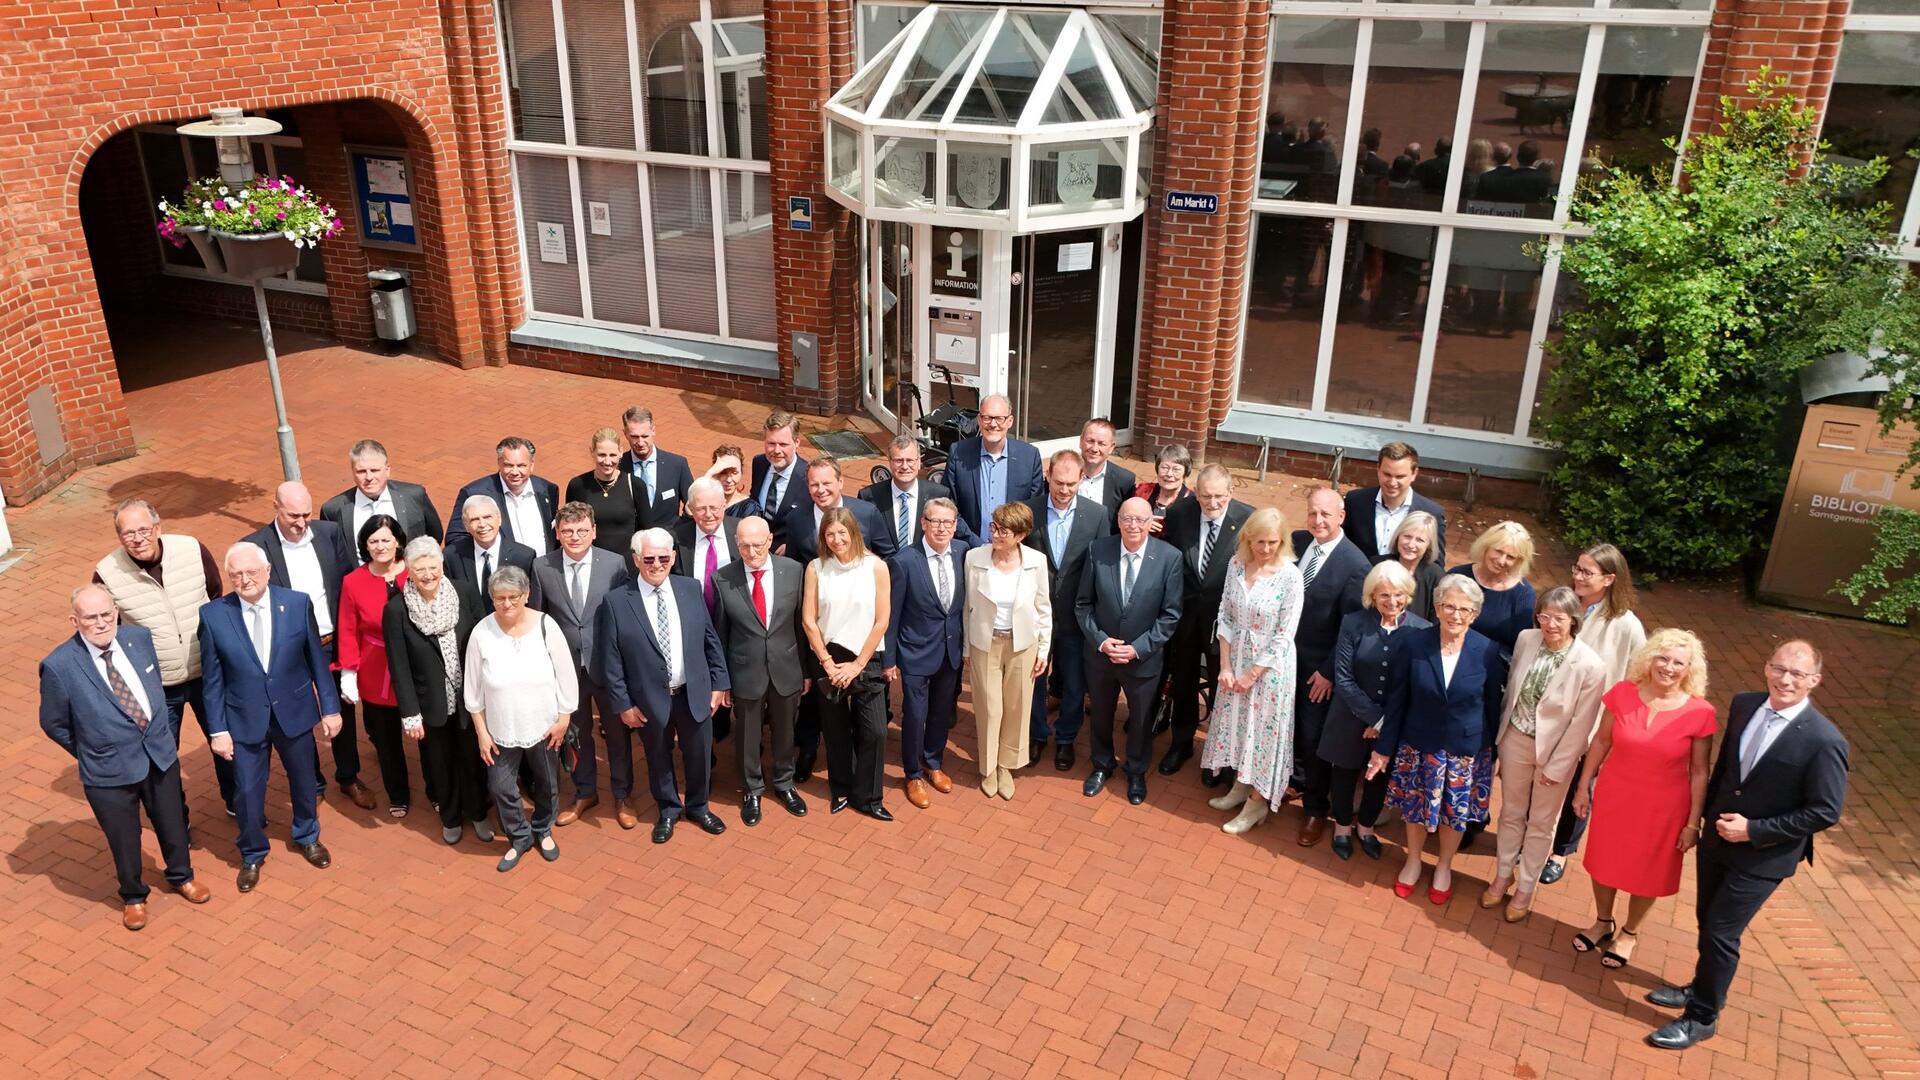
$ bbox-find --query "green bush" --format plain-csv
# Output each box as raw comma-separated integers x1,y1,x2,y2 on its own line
1538,76,1919,579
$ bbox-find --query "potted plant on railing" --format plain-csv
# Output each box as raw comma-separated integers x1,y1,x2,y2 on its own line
156,175,342,279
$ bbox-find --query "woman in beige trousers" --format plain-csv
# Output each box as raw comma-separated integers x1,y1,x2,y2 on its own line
964,501,1051,799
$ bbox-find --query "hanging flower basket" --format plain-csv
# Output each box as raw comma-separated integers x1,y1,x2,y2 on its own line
158,175,341,280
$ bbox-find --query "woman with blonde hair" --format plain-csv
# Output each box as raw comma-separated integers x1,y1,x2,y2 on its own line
801,506,894,819
1201,507,1304,834
1388,511,1444,622
1448,520,1536,659
563,427,643,558
1570,629,1717,970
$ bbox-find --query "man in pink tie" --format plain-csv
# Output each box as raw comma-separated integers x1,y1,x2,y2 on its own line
706,517,809,825
675,479,740,747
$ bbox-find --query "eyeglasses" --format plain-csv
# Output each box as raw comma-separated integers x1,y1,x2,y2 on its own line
978,414,1012,426
638,555,673,566
1437,603,1477,617
1765,662,1818,683
1117,514,1152,526
118,527,156,541
924,517,957,529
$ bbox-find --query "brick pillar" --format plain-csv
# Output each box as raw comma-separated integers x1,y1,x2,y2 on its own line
1135,0,1258,458
299,105,380,348
766,0,856,417
1691,0,1852,140
444,0,520,365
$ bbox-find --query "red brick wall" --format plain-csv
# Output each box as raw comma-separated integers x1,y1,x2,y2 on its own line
1693,0,1853,138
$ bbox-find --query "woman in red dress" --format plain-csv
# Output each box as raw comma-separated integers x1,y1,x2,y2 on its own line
336,514,413,817
1570,628,1716,971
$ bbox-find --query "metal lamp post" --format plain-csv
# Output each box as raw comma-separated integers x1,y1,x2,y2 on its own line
176,107,304,481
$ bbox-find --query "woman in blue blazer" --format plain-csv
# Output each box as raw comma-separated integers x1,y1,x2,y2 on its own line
1367,574,1508,905
1319,562,1431,861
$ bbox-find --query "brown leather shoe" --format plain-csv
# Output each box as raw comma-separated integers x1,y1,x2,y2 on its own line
173,880,211,904
904,778,932,809
123,902,148,931
556,796,599,827
340,779,377,810
926,769,953,795
236,862,261,893
616,799,640,830
1297,817,1327,847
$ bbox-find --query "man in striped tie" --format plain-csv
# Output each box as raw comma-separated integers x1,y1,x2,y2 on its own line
1157,464,1255,782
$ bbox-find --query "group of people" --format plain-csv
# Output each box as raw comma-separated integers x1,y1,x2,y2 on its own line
39,409,1849,1051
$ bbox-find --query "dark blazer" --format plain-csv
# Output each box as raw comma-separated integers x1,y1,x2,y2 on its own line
596,576,731,725
619,448,697,529
1342,487,1449,565
858,477,977,548
198,587,341,744
1290,532,1371,678
1164,498,1256,610
383,580,484,728
1474,164,1553,205
751,454,812,546
1321,610,1432,769
710,556,807,700
39,625,178,787
1024,494,1109,625
246,520,355,658
1700,693,1849,879
1083,463,1137,525
1375,626,1508,757
1406,560,1443,623
444,473,561,551
944,435,1046,537
781,498,896,565
442,536,536,597
321,480,445,554
1075,536,1185,681
672,516,740,583
527,547,629,668
886,540,970,675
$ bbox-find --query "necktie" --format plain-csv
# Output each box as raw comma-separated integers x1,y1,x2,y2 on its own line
751,568,768,625
247,604,270,670
654,587,676,679
570,560,587,613
897,492,912,547
1300,544,1323,587
1740,709,1778,780
935,552,952,609
481,550,494,594
703,534,720,611
767,470,785,511
1198,520,1219,577
99,646,149,730
1121,552,1139,607
640,457,655,501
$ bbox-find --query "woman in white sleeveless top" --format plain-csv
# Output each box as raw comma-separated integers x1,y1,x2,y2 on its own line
801,506,894,819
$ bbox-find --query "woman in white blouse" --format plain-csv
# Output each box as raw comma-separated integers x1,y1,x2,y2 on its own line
963,501,1052,800
464,565,578,872
801,506,894,820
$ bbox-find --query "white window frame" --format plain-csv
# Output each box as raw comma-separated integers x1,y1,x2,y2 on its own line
497,0,776,349
1819,16,1920,259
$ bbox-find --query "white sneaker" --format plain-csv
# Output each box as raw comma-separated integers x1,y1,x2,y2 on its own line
1223,799,1269,835
1208,781,1251,812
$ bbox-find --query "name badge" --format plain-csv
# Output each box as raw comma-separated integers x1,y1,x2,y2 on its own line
659,488,677,500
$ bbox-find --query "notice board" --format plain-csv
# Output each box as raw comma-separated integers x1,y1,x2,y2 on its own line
348,146,420,252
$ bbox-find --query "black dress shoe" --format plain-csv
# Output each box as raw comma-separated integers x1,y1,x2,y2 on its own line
688,809,727,835
296,841,331,869
1647,1018,1715,1050
1331,834,1354,860
1029,739,1046,765
1200,767,1227,789
777,788,808,817
1157,745,1191,776
1647,986,1693,1010
830,796,851,814
1054,743,1075,772
236,862,262,893
795,750,816,782
1358,834,1383,860
1127,775,1147,805
1082,769,1109,797
741,794,763,827
858,803,894,822
652,817,677,844
1539,856,1567,885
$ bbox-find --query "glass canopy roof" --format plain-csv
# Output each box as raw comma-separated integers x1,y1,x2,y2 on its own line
824,5,1159,230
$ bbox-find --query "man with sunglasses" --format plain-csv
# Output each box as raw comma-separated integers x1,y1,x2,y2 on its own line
1644,640,1848,1051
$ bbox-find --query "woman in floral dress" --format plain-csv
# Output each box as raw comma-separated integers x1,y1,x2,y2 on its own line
1201,507,1304,834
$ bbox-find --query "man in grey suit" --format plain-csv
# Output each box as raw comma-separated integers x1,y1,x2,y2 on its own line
1077,497,1184,805
319,438,445,560
529,501,632,828
709,515,809,825
1024,449,1109,771
40,586,212,930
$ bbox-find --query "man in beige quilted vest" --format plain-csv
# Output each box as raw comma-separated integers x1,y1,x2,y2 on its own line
93,499,238,815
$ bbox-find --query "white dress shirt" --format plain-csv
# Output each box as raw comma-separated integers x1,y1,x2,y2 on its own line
695,526,732,591
1739,696,1811,777
741,558,777,620
1298,532,1347,578
473,538,503,584
891,482,919,545
352,487,397,560
562,551,594,613
276,524,333,636
91,639,153,720
1374,493,1413,557
923,539,956,610
1077,468,1108,505
500,484,547,556
640,579,685,689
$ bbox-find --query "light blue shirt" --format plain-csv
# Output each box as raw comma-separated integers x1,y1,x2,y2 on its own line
1046,501,1075,566
977,449,1008,532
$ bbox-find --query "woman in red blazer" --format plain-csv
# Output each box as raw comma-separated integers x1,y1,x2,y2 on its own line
336,515,413,817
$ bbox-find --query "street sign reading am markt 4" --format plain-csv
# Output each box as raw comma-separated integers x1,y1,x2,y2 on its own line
1165,191,1218,214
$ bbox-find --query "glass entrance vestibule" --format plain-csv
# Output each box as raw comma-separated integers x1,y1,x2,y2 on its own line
825,4,1160,450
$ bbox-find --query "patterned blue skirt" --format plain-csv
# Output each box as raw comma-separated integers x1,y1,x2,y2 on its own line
1385,745,1492,832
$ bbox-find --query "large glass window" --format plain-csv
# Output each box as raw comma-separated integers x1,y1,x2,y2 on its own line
501,0,775,345
1826,31,1920,251
1239,3,1707,443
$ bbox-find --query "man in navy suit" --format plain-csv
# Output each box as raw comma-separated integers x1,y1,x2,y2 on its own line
444,495,537,597
596,528,732,844
444,436,559,555
40,586,211,930
1646,641,1849,1051
1342,442,1448,564
859,435,975,548
781,458,895,565
1291,488,1372,846
1077,497,1184,805
620,405,697,529
1075,418,1136,526
1158,465,1255,780
751,410,811,550
945,394,1045,539
884,497,968,810
319,438,444,559
1024,449,1109,771
199,542,342,893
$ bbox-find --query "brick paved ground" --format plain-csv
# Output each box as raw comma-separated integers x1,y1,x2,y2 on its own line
2,321,1916,1078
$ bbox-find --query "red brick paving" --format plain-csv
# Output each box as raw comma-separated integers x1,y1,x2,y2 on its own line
2,322,1917,1078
